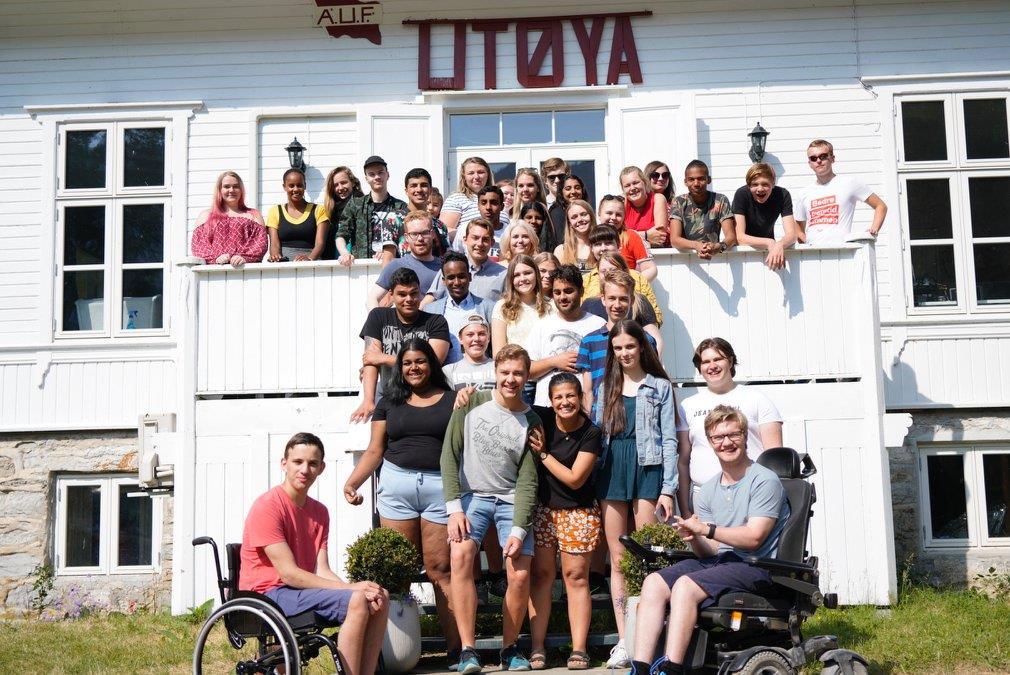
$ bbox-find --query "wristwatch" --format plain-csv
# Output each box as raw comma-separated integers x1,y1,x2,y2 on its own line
718,242,727,253
539,452,549,461
706,523,717,539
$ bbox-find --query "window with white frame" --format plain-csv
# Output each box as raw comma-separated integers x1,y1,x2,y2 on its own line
57,123,170,335
55,475,161,575
919,445,1010,549
896,93,1010,313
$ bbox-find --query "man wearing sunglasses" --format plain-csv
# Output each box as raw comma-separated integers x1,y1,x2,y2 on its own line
541,157,570,206
794,139,888,246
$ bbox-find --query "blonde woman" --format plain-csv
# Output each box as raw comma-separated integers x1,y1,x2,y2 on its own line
441,156,503,242
554,199,595,271
191,171,266,266
533,251,560,302
499,221,541,264
620,165,669,248
491,254,554,357
322,166,363,259
512,168,554,250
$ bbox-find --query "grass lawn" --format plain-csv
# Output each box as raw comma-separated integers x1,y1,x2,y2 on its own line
2,586,1008,673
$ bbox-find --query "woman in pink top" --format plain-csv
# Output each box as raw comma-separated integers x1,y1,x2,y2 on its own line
620,166,669,248
191,170,267,266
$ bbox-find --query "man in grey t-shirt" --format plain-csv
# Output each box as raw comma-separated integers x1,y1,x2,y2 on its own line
630,405,789,675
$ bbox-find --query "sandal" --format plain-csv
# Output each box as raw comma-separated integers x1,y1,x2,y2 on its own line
529,650,548,670
567,650,591,670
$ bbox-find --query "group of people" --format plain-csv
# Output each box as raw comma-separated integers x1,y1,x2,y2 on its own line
233,140,886,674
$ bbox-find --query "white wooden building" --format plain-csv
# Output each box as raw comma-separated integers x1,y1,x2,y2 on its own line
0,0,1009,613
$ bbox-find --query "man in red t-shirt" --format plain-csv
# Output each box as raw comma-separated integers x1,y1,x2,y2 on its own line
240,432,388,675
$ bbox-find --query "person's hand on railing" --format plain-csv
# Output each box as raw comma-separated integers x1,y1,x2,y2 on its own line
646,224,669,247
229,255,247,268
764,241,786,271
337,252,354,267
215,254,231,265
349,399,375,423
343,483,364,505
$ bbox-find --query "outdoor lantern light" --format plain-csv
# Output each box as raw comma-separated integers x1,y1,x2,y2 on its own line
286,137,306,171
748,123,769,163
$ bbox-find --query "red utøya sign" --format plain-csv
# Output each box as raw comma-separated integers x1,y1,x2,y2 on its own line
403,12,650,91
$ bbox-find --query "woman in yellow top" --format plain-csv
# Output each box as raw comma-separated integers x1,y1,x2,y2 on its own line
582,250,663,325
266,168,330,261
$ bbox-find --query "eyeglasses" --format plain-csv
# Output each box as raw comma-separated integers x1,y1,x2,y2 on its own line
808,153,832,163
708,431,744,444
546,173,566,182
405,230,433,240
649,171,671,181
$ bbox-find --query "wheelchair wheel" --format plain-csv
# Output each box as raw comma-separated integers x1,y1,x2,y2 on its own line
821,662,869,675
736,649,794,675
193,598,301,675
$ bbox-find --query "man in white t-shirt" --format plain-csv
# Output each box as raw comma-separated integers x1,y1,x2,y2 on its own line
794,139,888,246
675,337,783,517
526,264,605,406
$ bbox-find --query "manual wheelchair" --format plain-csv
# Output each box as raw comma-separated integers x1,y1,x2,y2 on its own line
621,448,870,674
190,537,345,675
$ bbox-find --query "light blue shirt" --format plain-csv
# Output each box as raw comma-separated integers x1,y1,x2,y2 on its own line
426,293,493,364
696,462,789,559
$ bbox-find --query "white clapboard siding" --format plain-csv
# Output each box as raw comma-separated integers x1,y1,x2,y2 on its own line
183,396,374,613
653,246,863,382
882,331,1010,408
256,115,357,212
0,352,176,430
195,261,381,395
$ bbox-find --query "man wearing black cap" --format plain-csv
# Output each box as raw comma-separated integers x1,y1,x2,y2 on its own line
335,155,408,268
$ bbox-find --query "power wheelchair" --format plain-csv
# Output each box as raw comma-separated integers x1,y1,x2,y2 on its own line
621,448,870,674
190,537,345,675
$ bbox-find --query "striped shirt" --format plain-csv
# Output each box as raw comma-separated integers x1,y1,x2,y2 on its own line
575,326,657,395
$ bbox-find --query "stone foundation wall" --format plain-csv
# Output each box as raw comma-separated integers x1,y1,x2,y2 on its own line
0,431,173,614
889,409,1010,587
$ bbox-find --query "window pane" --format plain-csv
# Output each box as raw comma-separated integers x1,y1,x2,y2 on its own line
968,177,1010,238
122,204,164,263
555,110,605,143
64,205,106,265
911,245,957,307
567,160,596,205
905,179,952,240
927,454,968,539
122,270,164,330
117,484,153,566
983,454,1010,538
63,271,104,331
503,112,551,144
974,243,1010,305
450,114,499,147
901,101,947,162
488,163,516,184
65,485,101,567
123,128,166,187
65,129,107,189
963,99,1010,160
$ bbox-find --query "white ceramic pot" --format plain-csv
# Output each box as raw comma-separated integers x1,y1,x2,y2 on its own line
381,596,421,673
624,595,641,656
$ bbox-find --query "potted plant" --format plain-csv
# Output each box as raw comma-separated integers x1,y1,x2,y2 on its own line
346,527,423,673
618,522,687,657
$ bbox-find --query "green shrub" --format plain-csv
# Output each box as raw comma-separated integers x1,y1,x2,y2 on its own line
345,527,421,597
618,523,687,596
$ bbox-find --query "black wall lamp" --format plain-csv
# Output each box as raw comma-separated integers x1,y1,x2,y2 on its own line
748,123,769,163
286,137,307,171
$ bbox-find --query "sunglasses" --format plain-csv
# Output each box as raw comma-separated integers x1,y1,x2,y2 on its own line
546,173,566,182
649,171,671,181
808,153,832,163
602,194,625,202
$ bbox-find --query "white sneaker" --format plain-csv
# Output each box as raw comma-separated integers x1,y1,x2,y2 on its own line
606,639,631,668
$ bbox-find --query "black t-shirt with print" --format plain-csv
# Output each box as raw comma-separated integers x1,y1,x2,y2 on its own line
532,407,602,509
360,308,450,395
732,185,793,239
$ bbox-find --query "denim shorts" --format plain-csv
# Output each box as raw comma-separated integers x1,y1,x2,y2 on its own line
462,493,534,557
376,460,448,525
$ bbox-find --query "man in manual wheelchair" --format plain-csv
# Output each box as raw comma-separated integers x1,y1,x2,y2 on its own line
625,405,867,675
192,432,388,675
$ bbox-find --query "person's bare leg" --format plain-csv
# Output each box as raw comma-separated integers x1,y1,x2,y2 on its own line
664,577,707,664
449,539,479,646
591,538,608,576
529,544,557,653
602,500,630,637
420,518,461,653
360,589,390,675
634,572,673,662
484,529,504,575
560,551,592,653
502,553,532,646
632,498,659,530
336,590,369,674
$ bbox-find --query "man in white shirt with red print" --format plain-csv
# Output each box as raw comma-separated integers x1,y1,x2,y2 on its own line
795,139,887,246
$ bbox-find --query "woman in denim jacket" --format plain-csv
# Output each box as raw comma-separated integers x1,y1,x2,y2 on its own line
591,319,679,668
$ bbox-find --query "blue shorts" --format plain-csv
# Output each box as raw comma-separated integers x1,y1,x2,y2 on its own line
656,551,773,608
462,494,534,557
265,585,353,625
376,460,448,525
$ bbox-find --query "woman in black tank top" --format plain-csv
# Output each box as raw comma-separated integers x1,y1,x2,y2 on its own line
266,168,330,261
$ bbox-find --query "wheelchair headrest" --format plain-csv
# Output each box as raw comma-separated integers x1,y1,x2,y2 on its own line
758,447,802,479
